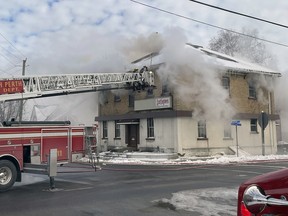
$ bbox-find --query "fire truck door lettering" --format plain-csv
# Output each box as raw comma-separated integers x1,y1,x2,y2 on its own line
57,150,62,157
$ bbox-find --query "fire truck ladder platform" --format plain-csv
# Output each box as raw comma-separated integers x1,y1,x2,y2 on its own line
0,69,154,101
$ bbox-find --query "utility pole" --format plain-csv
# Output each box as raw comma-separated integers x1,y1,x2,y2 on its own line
19,58,27,123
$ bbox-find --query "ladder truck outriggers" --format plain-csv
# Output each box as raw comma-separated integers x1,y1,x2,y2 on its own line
0,67,154,192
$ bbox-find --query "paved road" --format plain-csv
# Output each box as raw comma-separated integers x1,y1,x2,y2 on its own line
1,161,288,216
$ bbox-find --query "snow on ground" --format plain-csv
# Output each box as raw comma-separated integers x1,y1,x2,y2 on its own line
154,187,237,216
82,151,288,165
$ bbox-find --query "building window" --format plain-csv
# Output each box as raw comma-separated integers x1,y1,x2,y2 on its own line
249,84,257,99
103,121,108,138
147,86,154,97
161,84,170,96
128,94,134,107
114,95,121,102
115,121,120,138
198,120,207,138
224,122,232,138
250,119,258,133
222,76,230,93
147,118,154,138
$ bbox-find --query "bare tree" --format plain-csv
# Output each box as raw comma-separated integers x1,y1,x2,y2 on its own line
209,28,276,67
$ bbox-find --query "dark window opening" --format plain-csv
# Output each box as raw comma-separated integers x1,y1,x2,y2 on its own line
250,119,258,132
103,121,108,138
129,94,134,107
114,95,121,102
115,121,120,138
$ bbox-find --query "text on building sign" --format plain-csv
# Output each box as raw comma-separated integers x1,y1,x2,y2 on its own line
156,97,170,107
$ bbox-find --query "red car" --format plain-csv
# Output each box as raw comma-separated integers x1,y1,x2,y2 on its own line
237,168,288,215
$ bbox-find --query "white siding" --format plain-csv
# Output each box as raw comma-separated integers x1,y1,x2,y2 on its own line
139,118,176,153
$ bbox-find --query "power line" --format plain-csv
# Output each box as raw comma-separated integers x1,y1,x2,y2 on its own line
187,0,288,29
0,65,19,76
0,32,26,59
0,53,18,66
0,44,22,61
130,0,288,48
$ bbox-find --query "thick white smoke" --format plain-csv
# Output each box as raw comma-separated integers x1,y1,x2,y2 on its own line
24,29,131,125
275,71,288,141
157,28,235,121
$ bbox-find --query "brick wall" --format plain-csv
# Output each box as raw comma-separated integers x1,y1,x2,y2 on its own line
99,71,276,116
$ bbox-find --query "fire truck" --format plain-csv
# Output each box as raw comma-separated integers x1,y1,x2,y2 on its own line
0,67,154,191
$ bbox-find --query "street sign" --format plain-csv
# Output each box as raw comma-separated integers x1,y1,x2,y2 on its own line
258,111,269,156
231,120,241,157
258,112,269,129
231,120,241,126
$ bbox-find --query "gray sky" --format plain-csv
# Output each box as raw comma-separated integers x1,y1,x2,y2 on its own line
0,0,287,77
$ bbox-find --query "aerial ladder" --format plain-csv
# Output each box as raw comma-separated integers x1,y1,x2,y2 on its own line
0,66,154,101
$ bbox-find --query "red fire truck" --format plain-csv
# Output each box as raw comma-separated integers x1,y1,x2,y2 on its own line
0,120,94,191
0,67,154,191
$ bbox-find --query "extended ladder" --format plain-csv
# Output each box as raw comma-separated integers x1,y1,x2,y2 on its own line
0,67,154,101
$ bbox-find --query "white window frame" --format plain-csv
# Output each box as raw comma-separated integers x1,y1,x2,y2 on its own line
198,120,207,138
115,121,120,138
250,119,258,133
147,118,154,138
103,121,108,138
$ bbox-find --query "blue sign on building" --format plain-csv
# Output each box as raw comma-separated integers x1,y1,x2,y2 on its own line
231,120,241,126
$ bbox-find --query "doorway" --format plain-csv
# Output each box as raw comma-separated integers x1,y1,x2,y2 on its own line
126,124,139,151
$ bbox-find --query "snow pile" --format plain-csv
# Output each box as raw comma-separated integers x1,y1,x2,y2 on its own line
154,187,237,216
80,152,288,165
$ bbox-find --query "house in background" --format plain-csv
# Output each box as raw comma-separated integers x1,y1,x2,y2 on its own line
95,44,281,156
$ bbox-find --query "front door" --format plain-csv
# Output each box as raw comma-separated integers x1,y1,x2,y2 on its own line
127,124,139,150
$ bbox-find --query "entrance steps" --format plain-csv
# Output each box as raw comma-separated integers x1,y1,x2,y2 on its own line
229,146,250,156
126,152,178,160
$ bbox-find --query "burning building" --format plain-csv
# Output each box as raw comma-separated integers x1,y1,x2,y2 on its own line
95,43,281,156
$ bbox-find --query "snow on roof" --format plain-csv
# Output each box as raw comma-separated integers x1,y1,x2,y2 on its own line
196,45,281,77
132,43,281,77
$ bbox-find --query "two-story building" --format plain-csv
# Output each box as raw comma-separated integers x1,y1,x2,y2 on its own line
95,44,281,156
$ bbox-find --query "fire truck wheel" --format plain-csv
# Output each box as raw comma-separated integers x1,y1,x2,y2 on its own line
0,160,17,192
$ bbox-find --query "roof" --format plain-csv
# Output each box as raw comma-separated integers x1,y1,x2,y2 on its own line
132,43,281,77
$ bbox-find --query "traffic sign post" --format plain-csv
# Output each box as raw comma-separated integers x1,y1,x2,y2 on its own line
231,120,241,157
258,111,269,156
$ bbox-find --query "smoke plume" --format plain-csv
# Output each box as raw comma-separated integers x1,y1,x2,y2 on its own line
157,28,235,121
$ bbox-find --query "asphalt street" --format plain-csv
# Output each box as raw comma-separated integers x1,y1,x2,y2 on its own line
1,161,287,216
